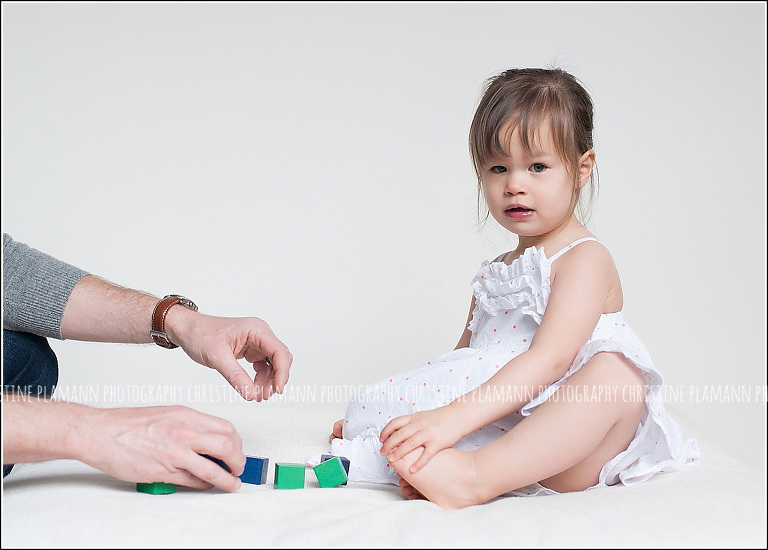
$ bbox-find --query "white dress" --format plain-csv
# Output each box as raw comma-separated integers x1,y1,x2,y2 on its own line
315,238,701,494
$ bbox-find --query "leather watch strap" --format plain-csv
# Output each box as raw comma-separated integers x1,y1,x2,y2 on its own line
151,295,198,348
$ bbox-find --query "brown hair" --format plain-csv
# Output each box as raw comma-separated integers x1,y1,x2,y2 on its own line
468,68,598,224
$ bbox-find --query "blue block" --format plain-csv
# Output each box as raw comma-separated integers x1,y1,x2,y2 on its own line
321,454,350,486
240,456,269,485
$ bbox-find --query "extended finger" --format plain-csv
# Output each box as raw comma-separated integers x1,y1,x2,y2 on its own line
190,454,242,492
262,369,276,401
175,411,244,472
379,416,409,444
164,469,214,491
249,325,291,392
380,424,418,456
266,348,292,394
251,359,274,387
387,433,428,462
187,443,245,491
250,361,272,402
408,445,436,474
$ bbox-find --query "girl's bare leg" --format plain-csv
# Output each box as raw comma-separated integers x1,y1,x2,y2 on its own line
389,352,646,509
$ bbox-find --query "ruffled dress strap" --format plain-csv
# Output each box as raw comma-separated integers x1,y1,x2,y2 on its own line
469,246,551,328
547,237,601,263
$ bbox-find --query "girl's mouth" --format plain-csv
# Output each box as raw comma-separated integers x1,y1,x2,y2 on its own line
505,207,534,219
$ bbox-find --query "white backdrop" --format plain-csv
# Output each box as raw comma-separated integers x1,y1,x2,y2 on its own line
2,3,766,471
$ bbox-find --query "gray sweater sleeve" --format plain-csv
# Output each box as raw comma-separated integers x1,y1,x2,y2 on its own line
3,233,89,339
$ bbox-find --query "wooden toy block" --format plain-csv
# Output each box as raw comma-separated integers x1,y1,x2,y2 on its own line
274,462,305,489
314,456,348,488
321,454,350,486
136,482,177,495
240,456,269,485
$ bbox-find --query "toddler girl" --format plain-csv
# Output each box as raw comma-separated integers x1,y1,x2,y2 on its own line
322,67,700,508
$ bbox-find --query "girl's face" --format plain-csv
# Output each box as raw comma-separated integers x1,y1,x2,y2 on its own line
480,122,593,241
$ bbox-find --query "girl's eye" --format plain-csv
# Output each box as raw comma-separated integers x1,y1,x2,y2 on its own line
490,166,507,174
530,163,546,173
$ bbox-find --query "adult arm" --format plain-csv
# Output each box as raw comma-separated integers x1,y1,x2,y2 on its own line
3,233,88,339
3,233,292,400
59,274,292,400
2,397,245,491
2,234,293,488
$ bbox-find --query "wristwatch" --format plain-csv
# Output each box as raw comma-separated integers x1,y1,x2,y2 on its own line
151,294,198,349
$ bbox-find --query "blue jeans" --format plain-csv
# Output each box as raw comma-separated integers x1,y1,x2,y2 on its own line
3,329,60,478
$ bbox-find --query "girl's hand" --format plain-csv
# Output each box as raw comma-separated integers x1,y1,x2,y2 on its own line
329,418,344,442
379,405,464,474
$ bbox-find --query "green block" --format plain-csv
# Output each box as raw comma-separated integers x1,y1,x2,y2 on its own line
274,463,305,489
313,456,348,488
136,482,177,495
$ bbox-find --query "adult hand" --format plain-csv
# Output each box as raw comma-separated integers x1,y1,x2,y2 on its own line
85,405,245,491
166,309,293,401
4,399,245,492
59,275,293,402
379,404,465,474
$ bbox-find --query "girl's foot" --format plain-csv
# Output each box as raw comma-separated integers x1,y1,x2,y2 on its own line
398,476,426,500
388,446,484,509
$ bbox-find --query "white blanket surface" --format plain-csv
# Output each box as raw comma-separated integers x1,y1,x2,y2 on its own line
2,403,765,548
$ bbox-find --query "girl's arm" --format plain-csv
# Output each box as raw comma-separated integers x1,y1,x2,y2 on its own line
380,243,616,472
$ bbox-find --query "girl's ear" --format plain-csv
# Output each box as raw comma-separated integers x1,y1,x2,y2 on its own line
577,149,595,189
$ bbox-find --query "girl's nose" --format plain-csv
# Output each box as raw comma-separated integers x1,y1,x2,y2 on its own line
504,175,526,195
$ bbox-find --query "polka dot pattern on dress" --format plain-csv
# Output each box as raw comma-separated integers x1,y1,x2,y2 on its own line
334,238,699,487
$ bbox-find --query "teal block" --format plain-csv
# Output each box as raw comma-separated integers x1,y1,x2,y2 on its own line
313,456,348,488
321,454,350,486
274,462,305,489
136,482,176,495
